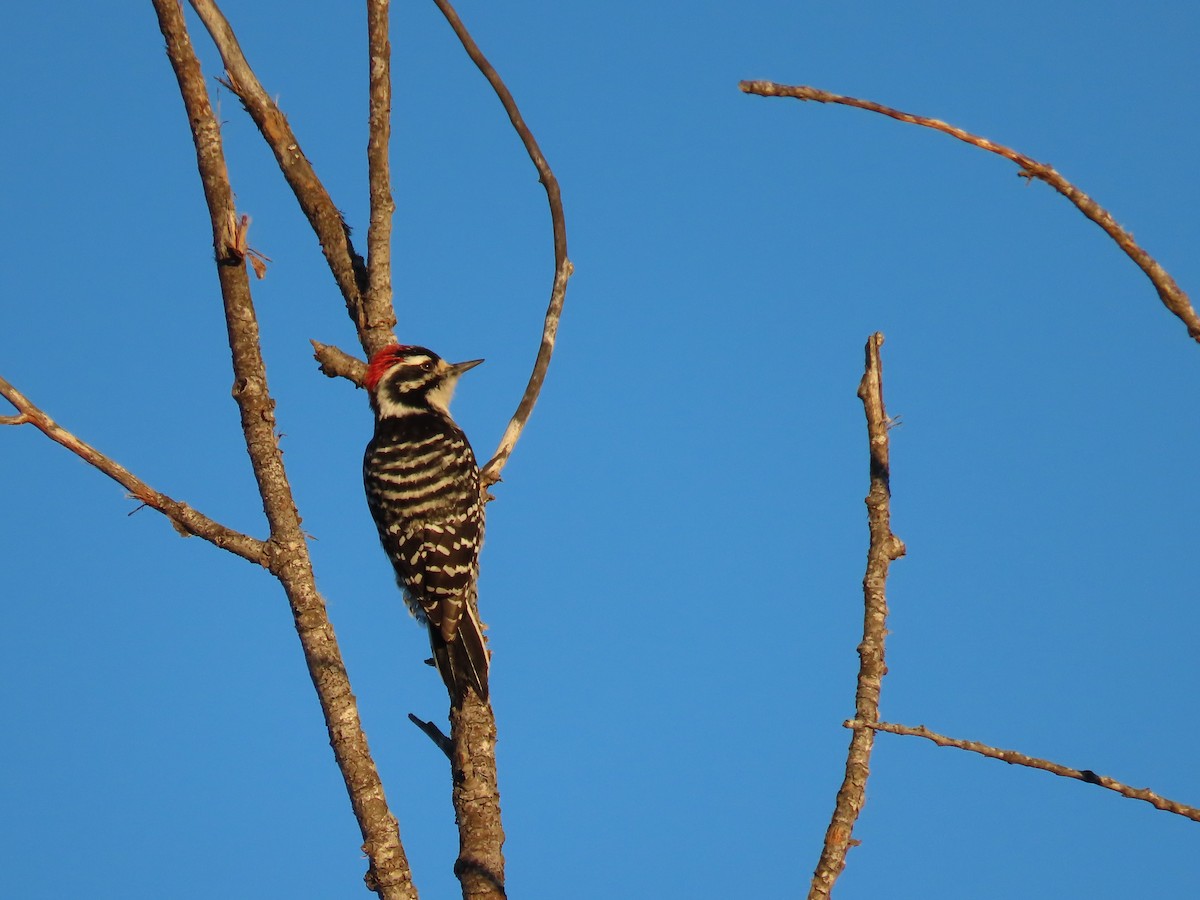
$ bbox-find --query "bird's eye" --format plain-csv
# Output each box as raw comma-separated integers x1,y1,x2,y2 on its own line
421,360,434,372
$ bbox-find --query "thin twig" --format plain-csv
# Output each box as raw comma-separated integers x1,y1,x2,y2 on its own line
366,0,395,318
739,81,1200,343
849,720,1200,823
186,0,398,357
0,375,267,566
153,3,415,897
810,334,906,899
407,713,454,761
429,0,572,488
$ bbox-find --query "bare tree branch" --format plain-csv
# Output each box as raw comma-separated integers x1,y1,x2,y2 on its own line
175,5,568,895
152,3,416,897
313,339,368,386
366,0,396,317
811,334,906,899
850,720,1200,823
0,375,267,565
428,0,572,488
449,697,506,900
408,713,454,761
739,81,1200,344
395,5,580,894
186,0,398,357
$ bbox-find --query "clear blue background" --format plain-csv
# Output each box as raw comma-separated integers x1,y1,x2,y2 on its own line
2,2,1197,897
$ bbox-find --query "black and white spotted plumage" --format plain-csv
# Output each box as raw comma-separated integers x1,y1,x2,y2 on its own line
363,344,489,702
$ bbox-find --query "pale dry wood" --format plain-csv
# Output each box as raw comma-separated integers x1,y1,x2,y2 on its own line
429,0,572,489
187,0,398,357
0,375,266,565
366,0,396,319
181,3,573,896
739,81,1200,343
312,339,368,386
810,334,906,899
311,0,574,493
448,696,506,900
849,720,1200,823
152,2,416,896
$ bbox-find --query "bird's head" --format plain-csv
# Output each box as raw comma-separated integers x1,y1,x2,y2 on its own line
365,344,483,418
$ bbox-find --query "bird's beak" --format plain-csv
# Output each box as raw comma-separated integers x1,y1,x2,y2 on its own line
451,358,484,375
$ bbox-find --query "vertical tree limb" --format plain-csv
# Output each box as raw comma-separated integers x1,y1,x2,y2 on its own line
366,0,396,319
449,697,506,899
810,333,906,898
152,3,415,896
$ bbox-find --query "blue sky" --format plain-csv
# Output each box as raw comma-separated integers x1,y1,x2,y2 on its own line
2,2,1198,897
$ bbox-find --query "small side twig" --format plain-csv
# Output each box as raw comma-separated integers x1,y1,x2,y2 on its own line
849,720,1200,823
0,374,266,566
407,713,453,761
429,0,572,489
810,334,906,900
312,340,367,386
739,81,1200,343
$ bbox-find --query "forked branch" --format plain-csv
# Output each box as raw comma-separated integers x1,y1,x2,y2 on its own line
181,3,569,894
309,0,572,494
186,0,397,357
810,334,906,899
739,81,1200,343
152,2,415,896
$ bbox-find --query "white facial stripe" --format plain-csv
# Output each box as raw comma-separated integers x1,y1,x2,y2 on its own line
426,372,461,415
374,353,437,417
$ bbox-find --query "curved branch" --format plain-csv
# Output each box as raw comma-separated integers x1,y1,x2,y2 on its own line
429,0,572,487
480,262,570,487
739,81,1200,344
810,334,906,899
186,0,398,357
0,375,266,566
850,720,1200,823
152,3,415,897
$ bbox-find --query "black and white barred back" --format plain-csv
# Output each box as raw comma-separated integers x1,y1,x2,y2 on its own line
363,344,489,702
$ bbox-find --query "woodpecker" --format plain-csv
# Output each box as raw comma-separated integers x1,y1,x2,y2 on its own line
362,343,489,703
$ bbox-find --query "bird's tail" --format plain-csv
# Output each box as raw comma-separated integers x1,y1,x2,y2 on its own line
430,604,490,704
